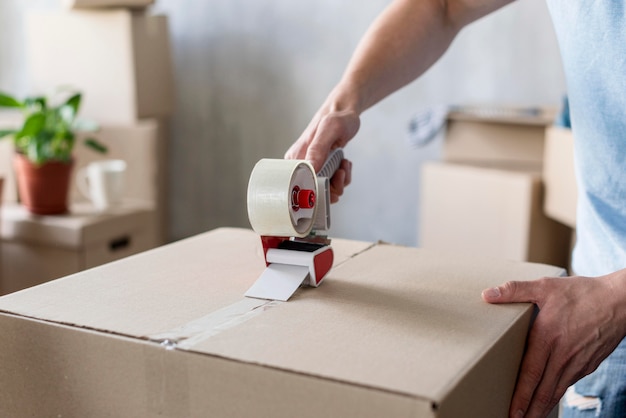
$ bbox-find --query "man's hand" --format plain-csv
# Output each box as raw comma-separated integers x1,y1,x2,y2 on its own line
482,272,626,418
285,107,359,203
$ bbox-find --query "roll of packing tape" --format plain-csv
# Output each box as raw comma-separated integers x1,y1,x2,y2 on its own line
247,159,318,237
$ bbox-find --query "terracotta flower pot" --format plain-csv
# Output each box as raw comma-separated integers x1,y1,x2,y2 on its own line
14,153,74,215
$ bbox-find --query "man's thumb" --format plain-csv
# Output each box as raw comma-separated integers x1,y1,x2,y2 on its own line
482,280,536,304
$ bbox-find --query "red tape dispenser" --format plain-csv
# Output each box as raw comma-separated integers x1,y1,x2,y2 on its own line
245,149,343,301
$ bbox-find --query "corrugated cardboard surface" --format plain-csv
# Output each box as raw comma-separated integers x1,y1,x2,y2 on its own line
445,110,554,164
543,126,577,228
420,161,571,268
0,228,565,417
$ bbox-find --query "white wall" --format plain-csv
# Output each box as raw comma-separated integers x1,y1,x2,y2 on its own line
0,0,565,246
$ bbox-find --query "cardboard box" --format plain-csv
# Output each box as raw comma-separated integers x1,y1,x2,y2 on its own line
445,108,555,164
26,10,174,124
72,119,168,243
0,227,565,416
420,161,572,268
0,201,159,295
543,126,577,228
63,0,154,9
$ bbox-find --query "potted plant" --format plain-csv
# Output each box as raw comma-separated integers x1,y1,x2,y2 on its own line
0,90,107,215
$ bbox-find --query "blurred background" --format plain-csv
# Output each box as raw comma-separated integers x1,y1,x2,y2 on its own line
0,0,565,247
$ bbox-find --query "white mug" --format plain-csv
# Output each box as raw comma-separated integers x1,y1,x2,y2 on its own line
77,159,127,211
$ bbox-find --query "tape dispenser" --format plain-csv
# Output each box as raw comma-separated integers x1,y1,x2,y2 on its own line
245,149,344,301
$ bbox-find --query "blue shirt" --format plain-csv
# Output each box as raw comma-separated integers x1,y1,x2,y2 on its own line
546,1,626,276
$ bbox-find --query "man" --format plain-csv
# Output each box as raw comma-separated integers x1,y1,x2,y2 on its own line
285,1,626,417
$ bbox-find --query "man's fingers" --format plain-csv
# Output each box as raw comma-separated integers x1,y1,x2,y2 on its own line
305,131,336,172
327,160,352,203
341,159,352,186
285,127,316,160
305,112,359,171
509,328,553,417
285,141,306,160
329,169,347,203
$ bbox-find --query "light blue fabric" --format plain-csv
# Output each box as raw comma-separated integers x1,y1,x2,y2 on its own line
546,1,626,277
546,2,626,417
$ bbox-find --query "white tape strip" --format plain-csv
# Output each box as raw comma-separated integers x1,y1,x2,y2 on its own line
147,298,281,350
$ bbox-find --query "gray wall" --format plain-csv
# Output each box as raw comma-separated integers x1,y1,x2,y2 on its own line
0,0,565,246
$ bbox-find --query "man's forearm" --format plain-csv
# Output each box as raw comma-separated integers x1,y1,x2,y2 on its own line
326,0,514,115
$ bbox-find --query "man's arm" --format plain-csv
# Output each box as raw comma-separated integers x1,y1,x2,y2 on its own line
339,0,514,116
286,0,514,179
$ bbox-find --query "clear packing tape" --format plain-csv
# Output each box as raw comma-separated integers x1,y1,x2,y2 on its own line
247,159,318,238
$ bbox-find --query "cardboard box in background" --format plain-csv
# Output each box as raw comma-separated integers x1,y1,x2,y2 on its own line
63,0,154,9
0,228,563,417
0,202,159,295
420,161,572,268
26,10,174,124
543,126,577,228
72,119,169,243
444,108,555,164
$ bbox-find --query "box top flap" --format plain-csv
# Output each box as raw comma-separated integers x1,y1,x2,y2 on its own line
0,227,564,402
447,107,556,126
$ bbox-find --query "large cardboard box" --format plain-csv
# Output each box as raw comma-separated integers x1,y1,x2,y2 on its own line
0,227,564,417
26,10,174,124
543,126,577,228
0,201,159,295
420,161,572,268
445,108,555,164
63,0,154,8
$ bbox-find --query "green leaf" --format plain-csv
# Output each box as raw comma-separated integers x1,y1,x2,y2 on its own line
84,137,108,154
17,112,46,139
65,93,81,116
0,93,23,108
0,129,16,139
24,96,46,110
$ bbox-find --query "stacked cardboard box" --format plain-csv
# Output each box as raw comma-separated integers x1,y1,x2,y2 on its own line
27,9,173,125
543,126,577,229
419,107,573,268
420,161,571,266
444,108,554,164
